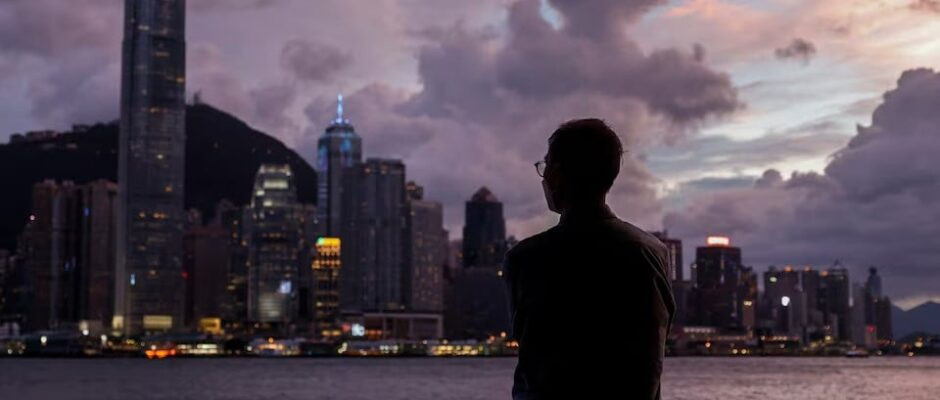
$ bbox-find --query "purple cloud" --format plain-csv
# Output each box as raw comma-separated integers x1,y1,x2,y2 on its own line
279,39,352,83
774,38,817,63
664,69,940,304
311,0,739,235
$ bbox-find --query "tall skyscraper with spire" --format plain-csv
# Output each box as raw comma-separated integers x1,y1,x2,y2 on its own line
317,95,363,310
317,95,362,236
114,0,187,335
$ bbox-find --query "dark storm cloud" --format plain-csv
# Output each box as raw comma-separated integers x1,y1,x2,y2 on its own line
308,0,740,234
774,38,817,63
665,69,940,303
279,39,352,83
0,0,122,128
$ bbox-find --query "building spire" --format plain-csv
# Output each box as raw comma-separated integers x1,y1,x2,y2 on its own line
335,94,344,123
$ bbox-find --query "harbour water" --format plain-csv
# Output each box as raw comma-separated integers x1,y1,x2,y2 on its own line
1,357,938,399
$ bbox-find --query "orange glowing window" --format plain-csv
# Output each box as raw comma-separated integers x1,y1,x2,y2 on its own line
706,236,730,246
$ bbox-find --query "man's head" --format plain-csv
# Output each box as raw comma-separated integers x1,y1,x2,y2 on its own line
541,118,623,213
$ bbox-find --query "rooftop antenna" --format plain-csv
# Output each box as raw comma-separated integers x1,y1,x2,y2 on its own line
335,94,344,123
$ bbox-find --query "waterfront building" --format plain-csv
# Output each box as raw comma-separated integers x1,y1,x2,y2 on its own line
692,236,752,331
652,231,683,282
405,182,446,313
19,180,117,333
245,165,306,325
345,159,408,311
115,0,188,335
313,237,342,339
462,187,506,270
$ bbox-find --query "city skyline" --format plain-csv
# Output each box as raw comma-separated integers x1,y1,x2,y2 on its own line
1,0,939,308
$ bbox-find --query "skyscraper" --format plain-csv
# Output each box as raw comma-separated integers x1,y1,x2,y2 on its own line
115,0,187,335
864,267,893,341
20,180,118,333
446,187,510,339
692,236,751,330
405,182,446,312
652,231,683,282
764,266,804,336
348,159,407,311
317,96,363,312
801,268,822,326
462,187,506,270
317,95,362,237
819,266,851,340
246,165,305,324
865,267,883,299
182,223,229,328
212,199,249,326
312,237,341,339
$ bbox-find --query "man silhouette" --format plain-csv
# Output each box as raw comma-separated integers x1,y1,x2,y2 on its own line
503,119,676,400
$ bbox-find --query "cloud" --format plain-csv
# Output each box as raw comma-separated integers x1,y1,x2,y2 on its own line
774,38,817,63
302,0,739,235
910,0,940,13
0,0,122,128
646,120,849,180
664,69,940,303
189,0,283,12
279,39,352,83
0,0,119,59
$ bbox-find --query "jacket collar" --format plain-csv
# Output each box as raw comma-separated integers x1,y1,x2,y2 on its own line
559,204,616,225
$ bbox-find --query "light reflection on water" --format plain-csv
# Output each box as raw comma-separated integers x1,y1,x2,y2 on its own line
0,357,938,399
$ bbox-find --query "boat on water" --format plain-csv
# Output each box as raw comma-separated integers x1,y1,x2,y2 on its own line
845,349,870,358
248,337,302,357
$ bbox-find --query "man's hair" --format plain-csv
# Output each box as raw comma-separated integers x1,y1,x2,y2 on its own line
547,118,623,196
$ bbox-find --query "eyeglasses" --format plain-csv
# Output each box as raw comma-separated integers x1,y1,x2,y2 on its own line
534,160,546,178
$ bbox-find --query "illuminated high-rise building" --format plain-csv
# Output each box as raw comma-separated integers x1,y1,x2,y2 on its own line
764,266,805,336
405,182,446,313
316,96,363,312
316,95,362,237
246,165,304,323
312,237,341,339
115,0,187,334
692,236,752,330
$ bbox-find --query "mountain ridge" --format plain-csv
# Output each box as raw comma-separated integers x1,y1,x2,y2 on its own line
0,103,317,250
893,301,940,338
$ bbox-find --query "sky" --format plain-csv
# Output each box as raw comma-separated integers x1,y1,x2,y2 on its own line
1,0,939,308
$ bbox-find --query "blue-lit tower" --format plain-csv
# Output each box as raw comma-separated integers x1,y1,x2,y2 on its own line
316,95,362,236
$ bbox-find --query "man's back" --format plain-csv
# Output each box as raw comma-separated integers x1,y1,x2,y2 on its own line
504,206,675,399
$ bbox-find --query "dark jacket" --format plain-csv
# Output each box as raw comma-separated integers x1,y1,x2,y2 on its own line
503,205,676,400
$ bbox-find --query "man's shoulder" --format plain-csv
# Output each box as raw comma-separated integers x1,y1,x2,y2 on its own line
605,218,669,255
505,226,561,262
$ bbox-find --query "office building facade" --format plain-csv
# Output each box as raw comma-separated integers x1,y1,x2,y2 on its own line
115,0,187,334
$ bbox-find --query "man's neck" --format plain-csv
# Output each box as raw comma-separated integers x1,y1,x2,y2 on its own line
559,202,615,224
